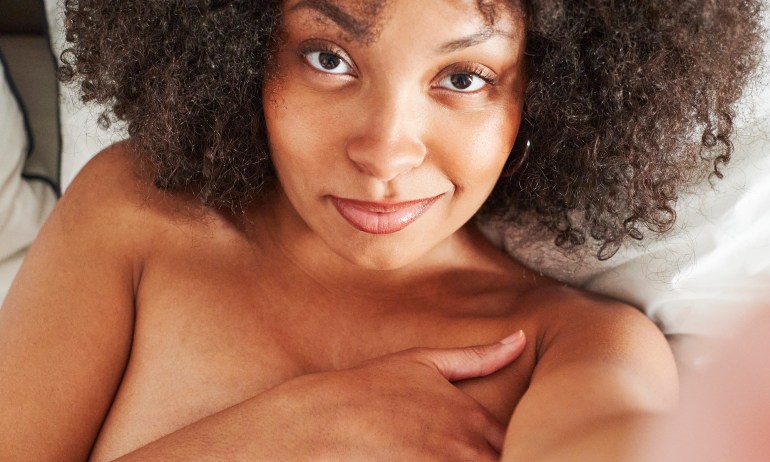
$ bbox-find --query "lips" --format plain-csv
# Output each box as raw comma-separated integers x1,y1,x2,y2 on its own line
331,194,444,234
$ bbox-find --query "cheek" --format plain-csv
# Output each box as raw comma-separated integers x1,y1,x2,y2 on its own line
262,81,346,187
431,105,521,193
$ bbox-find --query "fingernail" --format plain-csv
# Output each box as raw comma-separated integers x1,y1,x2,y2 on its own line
500,330,524,345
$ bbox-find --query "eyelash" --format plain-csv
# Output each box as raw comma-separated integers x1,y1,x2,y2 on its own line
297,41,498,90
441,63,498,87
297,41,355,74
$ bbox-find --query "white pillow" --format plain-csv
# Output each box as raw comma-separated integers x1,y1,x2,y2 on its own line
0,57,57,303
43,0,127,191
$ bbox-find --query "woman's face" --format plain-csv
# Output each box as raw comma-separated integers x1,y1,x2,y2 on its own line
263,0,526,270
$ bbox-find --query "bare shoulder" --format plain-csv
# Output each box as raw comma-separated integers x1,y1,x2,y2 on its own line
451,236,671,385
533,283,669,351
63,141,152,211
60,142,234,257
64,142,201,227
522,283,678,403
57,143,152,244
524,283,665,347
0,142,221,461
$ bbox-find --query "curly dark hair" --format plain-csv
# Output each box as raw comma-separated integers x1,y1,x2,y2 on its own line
59,0,764,259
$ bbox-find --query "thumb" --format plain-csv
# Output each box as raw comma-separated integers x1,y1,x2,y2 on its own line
415,331,526,382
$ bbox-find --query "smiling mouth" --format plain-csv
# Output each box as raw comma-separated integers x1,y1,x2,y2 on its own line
330,194,444,234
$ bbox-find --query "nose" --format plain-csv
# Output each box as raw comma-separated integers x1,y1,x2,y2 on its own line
345,91,427,182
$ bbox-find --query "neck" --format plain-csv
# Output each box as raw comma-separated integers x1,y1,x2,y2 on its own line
240,186,516,300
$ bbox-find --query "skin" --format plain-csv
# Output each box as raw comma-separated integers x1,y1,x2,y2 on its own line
0,0,677,460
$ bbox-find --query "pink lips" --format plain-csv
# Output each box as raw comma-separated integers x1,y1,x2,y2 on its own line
331,194,444,234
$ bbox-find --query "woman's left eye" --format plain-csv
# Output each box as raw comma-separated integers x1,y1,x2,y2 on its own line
438,73,489,92
304,51,354,75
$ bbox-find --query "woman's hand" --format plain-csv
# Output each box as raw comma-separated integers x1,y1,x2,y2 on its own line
267,331,526,461
114,332,526,462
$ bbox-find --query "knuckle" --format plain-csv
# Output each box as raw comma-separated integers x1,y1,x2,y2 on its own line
464,404,505,443
395,346,428,362
465,344,492,362
460,346,490,374
405,346,429,357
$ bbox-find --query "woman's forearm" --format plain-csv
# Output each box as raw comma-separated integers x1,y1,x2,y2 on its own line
109,391,291,462
110,337,525,461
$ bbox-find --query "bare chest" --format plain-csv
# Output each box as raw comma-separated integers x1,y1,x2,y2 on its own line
89,250,537,460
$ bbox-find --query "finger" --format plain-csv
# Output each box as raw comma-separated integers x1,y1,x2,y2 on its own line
467,401,507,454
417,330,526,382
485,415,506,454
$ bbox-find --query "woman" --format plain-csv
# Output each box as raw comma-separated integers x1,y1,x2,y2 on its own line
0,0,761,460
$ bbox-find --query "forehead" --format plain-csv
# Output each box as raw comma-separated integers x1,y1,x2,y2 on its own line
284,0,390,42
283,0,522,43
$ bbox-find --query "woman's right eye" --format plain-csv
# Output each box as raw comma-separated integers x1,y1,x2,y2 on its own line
303,51,354,75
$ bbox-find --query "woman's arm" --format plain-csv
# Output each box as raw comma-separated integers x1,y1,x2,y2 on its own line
502,289,678,461
110,338,525,462
0,147,141,461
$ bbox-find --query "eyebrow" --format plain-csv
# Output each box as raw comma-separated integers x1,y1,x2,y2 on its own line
290,0,371,40
438,29,497,53
290,0,506,52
